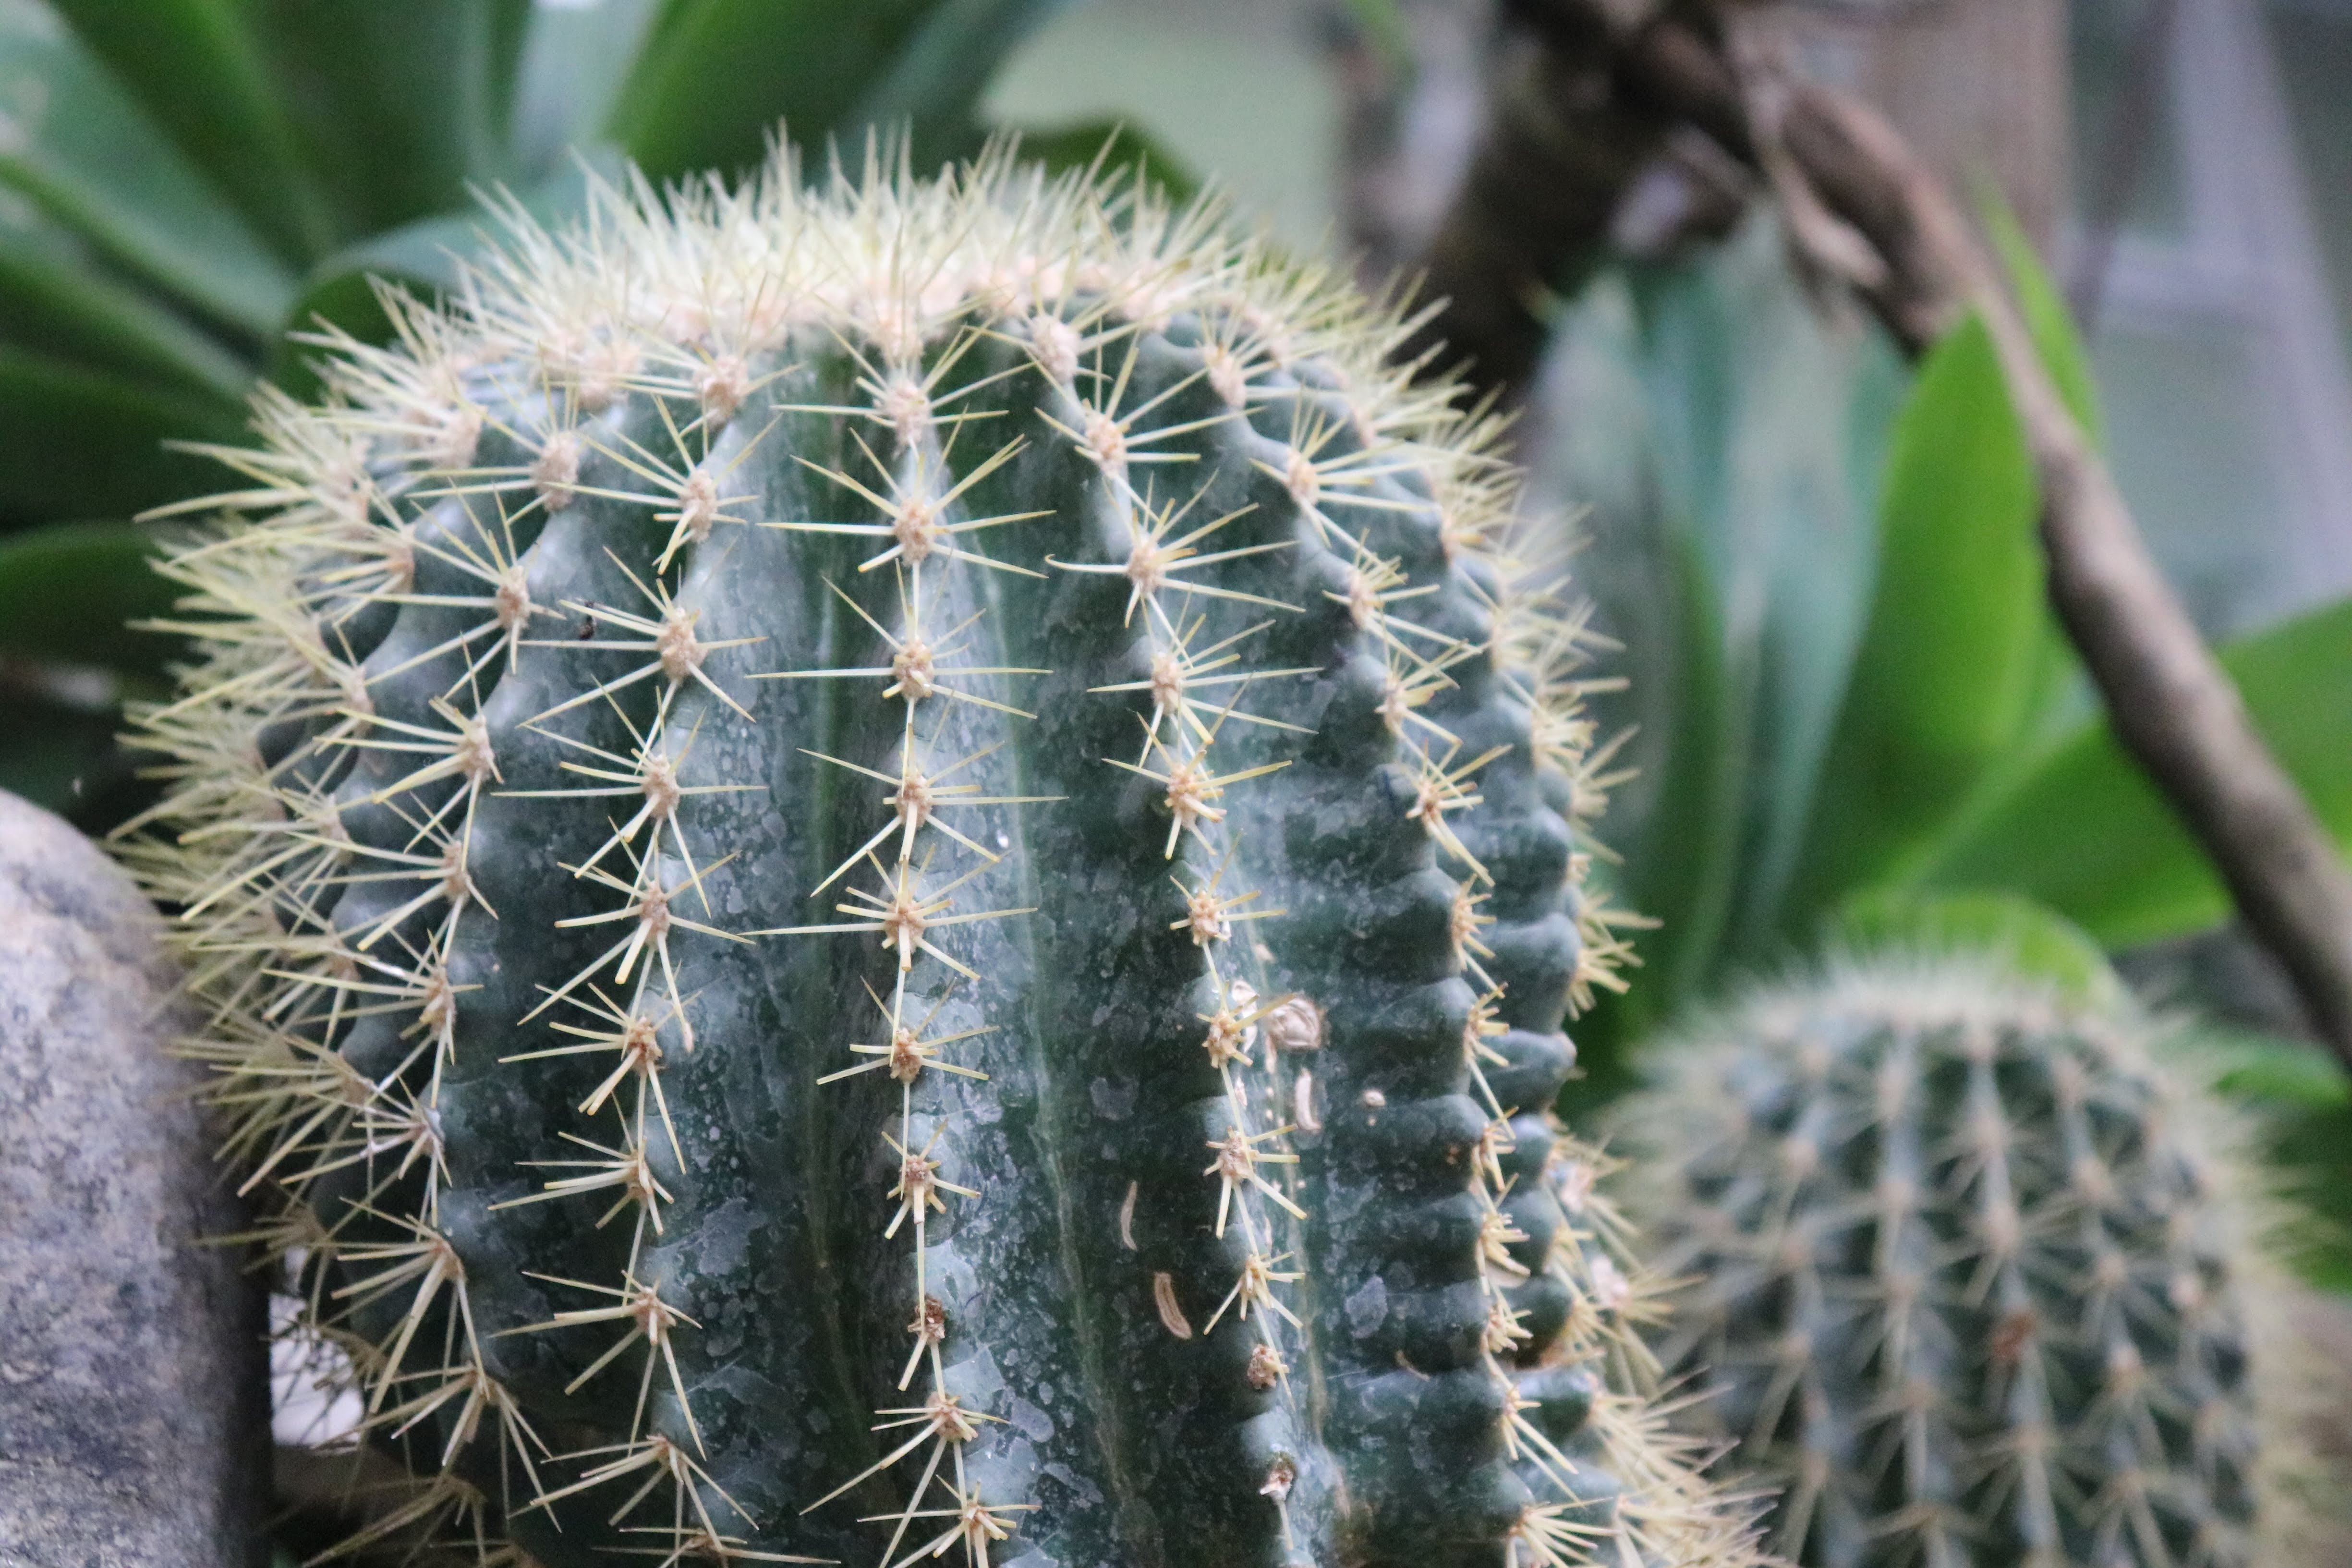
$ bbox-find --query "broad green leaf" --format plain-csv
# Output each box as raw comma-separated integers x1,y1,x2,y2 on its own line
42,0,335,268
1826,888,2121,1008
1533,266,1745,1090
245,0,533,238
2194,1028,2351,1110
1619,531,1742,1040
509,0,662,177
2181,1026,2352,1291
1006,120,1200,205
1782,314,2042,923
1981,189,2098,748
1982,191,2102,446
1559,540,1734,1110
1538,220,1902,1094
0,693,140,822
0,520,182,672
0,0,295,336
0,211,251,403
0,345,245,523
846,0,1086,168
1914,596,2352,946
609,0,1078,185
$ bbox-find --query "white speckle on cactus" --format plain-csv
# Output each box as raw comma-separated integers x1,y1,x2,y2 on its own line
1587,1253,1630,1313
1264,996,1322,1054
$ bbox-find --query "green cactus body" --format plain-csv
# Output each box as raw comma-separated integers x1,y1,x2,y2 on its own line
128,151,1746,1568
1618,961,2265,1568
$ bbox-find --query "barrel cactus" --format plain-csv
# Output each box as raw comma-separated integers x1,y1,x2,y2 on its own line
1616,958,2283,1568
124,148,1752,1568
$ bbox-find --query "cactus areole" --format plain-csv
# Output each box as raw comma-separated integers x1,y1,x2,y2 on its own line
127,148,1743,1568
1624,963,2267,1568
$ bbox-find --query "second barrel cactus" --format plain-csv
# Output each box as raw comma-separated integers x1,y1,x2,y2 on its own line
126,148,1753,1568
1618,958,2283,1568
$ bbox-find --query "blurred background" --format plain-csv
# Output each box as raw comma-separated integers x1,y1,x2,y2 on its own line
990,0,2352,638
3,0,2347,1119
8,0,2344,806
0,7,2344,1542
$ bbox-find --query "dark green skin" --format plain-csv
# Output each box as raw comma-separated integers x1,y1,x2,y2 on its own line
276,301,1608,1568
1631,985,2260,1568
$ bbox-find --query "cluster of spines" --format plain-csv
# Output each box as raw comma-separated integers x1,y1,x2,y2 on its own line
118,143,1718,1568
1623,965,2266,1568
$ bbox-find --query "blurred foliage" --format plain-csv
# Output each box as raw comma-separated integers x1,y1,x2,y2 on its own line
1541,210,2352,1282
0,0,1210,832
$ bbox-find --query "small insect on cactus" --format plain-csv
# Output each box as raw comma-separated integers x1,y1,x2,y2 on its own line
123,147,1756,1568
1616,956,2286,1568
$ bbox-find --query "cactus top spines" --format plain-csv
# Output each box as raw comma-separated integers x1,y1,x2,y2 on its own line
1617,956,2281,1568
123,145,1754,1568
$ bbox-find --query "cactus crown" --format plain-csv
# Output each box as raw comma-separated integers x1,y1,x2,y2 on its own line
124,146,1753,1568
1618,957,2279,1568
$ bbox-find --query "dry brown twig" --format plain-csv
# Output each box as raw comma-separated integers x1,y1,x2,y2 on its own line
1404,0,2352,1070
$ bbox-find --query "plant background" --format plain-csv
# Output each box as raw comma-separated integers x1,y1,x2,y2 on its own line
2,0,2350,1478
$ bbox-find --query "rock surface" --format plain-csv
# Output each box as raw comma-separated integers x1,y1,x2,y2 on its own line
0,790,266,1567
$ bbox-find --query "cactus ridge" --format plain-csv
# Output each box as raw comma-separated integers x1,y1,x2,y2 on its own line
123,146,1752,1568
1619,960,2270,1568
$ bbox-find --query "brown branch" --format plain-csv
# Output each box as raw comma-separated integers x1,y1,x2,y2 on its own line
1777,86,2352,1062
1394,3,1709,399
1410,2,2352,1067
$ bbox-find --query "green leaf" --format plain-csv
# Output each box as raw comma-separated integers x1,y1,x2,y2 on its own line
2176,1026,2352,1291
1782,313,2043,923
1915,596,2352,946
1538,221,1904,1096
1005,120,1201,206
0,210,252,403
0,345,246,523
609,0,1079,184
42,0,336,268
244,0,534,237
1980,189,2100,749
509,0,661,176
0,520,181,672
2193,1028,2352,1110
0,692,137,822
1982,190,2102,446
1625,530,1744,1025
1550,537,1735,1113
0,0,296,336
1826,888,2122,1008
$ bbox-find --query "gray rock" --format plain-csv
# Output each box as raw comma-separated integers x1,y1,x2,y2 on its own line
0,790,267,1567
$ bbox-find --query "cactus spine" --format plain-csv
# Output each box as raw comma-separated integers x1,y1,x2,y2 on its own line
1617,959,2269,1568
125,148,1752,1568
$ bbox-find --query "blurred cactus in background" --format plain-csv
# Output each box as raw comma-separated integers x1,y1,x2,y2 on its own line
1614,952,2347,1568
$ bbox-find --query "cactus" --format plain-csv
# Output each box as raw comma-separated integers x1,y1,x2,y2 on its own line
1615,958,2278,1568
123,149,1754,1568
